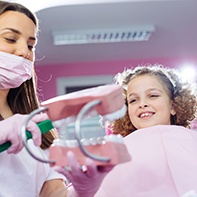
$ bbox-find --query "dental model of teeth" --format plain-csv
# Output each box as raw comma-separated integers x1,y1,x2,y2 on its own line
49,134,131,167
22,84,131,166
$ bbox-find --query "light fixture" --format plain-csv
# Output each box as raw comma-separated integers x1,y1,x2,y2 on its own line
52,25,155,45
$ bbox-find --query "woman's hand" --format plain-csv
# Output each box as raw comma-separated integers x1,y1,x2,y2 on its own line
54,151,114,197
0,113,48,154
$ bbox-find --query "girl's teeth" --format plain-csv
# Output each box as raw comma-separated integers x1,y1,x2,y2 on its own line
141,113,150,118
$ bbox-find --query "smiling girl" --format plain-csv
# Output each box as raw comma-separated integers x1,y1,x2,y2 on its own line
95,64,197,197
110,65,197,136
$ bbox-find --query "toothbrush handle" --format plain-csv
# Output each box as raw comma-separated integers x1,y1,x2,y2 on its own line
0,119,54,153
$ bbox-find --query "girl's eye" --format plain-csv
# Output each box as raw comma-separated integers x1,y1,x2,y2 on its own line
128,98,137,104
149,94,159,98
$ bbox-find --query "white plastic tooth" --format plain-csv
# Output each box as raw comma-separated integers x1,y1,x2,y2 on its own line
104,134,123,143
116,134,124,143
89,137,97,145
53,116,76,129
53,139,67,147
104,134,117,142
97,137,105,144
103,104,127,121
66,140,78,147
80,138,90,146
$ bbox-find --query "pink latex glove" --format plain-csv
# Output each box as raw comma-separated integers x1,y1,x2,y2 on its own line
0,113,48,154
54,151,114,197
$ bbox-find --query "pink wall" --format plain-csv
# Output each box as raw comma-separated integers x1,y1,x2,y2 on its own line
35,57,197,101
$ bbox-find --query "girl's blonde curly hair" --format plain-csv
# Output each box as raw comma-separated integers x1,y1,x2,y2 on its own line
109,64,197,137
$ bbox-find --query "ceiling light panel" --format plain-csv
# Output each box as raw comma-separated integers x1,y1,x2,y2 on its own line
53,26,155,45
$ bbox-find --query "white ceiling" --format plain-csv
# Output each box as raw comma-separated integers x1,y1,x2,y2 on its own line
20,0,197,66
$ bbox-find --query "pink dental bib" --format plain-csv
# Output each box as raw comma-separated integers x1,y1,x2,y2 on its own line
95,125,197,197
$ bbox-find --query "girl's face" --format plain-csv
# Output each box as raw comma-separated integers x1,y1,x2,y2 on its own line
0,11,37,61
127,74,176,129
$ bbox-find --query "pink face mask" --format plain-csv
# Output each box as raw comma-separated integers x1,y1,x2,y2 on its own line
0,52,33,90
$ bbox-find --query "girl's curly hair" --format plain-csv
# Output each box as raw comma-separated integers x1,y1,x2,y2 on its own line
109,64,197,137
